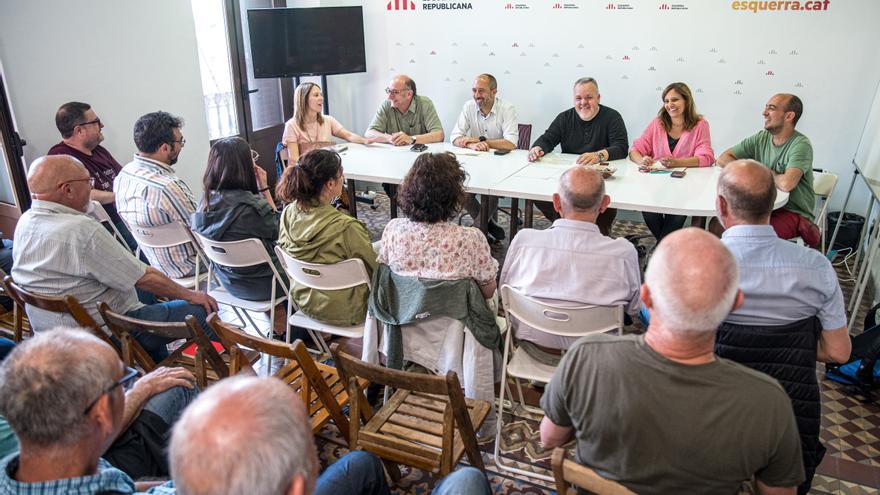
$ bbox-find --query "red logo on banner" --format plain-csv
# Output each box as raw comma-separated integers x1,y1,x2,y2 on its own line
505,3,513,8
766,70,775,76
387,0,416,10
607,3,616,9
553,3,562,8
659,3,669,9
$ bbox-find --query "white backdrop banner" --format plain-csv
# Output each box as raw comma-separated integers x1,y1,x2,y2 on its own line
323,0,880,211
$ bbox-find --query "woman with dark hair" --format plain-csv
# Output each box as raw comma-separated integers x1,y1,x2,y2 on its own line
276,149,377,325
379,152,498,299
629,82,715,241
190,137,287,332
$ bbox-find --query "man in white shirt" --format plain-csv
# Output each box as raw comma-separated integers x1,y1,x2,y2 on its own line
499,166,640,358
450,74,518,241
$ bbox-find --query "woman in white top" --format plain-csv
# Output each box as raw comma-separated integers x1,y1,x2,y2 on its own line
281,82,376,162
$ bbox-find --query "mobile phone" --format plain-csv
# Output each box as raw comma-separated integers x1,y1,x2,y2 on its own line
493,149,511,156
671,170,687,178
410,143,428,152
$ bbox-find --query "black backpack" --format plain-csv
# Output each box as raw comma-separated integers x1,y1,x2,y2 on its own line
825,302,880,401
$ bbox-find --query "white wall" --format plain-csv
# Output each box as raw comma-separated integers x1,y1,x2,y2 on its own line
0,0,211,191
322,0,880,216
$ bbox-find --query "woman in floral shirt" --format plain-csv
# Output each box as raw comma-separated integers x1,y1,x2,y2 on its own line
378,152,498,298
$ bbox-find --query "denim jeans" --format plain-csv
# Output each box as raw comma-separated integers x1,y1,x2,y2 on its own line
126,295,213,363
433,467,492,495
314,450,390,495
142,385,199,426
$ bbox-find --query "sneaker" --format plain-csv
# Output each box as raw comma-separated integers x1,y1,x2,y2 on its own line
487,221,506,241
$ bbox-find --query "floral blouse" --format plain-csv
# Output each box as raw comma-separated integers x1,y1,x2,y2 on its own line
378,218,498,284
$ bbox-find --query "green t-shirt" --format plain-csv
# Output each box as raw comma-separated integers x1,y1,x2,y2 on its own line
541,334,804,494
731,130,815,221
367,95,443,136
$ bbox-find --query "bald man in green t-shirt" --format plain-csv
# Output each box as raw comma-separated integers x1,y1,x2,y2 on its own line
716,94,819,247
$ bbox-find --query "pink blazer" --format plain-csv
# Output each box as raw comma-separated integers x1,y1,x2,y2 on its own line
630,117,714,167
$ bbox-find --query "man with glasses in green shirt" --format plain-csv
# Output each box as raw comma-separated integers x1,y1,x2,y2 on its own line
716,94,819,247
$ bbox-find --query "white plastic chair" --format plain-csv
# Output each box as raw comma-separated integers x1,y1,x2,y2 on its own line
494,284,624,482
274,246,374,356
794,171,838,248
191,233,288,338
125,221,206,289
89,201,133,254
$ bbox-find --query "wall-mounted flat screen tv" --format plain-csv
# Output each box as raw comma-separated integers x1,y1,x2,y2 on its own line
248,6,366,78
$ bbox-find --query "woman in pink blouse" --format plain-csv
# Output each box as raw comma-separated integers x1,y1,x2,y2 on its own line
281,82,377,162
629,82,715,241
379,152,499,299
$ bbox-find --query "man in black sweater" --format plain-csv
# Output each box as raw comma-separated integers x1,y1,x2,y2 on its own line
528,77,628,234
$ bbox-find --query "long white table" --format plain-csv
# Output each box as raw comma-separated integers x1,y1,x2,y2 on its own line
338,142,788,232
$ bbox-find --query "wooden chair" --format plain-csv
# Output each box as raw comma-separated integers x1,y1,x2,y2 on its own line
2,276,115,350
206,313,367,443
98,302,228,388
330,343,491,477
0,273,29,342
552,448,635,495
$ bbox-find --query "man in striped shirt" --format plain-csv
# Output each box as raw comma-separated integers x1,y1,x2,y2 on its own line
115,112,197,279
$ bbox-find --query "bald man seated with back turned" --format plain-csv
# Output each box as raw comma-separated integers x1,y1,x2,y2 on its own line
540,228,804,494
145,375,492,495
12,155,218,362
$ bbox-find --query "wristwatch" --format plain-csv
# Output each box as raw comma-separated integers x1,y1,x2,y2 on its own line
479,136,487,142
411,136,417,145
597,150,607,161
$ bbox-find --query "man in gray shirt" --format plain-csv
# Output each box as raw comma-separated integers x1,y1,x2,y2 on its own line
540,228,803,494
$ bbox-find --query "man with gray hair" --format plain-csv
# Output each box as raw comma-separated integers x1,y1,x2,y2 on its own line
500,167,639,359
715,159,850,494
153,375,490,495
527,77,628,234
540,228,804,494
0,328,197,493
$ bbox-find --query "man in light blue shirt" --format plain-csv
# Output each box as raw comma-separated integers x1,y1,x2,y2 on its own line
716,159,851,363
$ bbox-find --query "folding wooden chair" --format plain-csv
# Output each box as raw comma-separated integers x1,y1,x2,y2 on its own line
552,448,634,495
3,276,115,351
0,273,29,342
330,343,490,477
98,302,228,388
206,313,366,444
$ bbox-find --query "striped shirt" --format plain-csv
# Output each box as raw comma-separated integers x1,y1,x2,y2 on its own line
115,155,197,278
11,200,147,331
0,454,137,494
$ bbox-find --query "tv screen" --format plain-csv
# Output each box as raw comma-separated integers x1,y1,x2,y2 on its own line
247,7,366,78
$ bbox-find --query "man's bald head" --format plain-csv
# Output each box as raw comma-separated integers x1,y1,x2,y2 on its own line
169,376,318,495
27,155,92,212
717,159,776,225
557,166,606,214
645,228,739,333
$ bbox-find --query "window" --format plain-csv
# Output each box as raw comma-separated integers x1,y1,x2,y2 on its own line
191,0,239,139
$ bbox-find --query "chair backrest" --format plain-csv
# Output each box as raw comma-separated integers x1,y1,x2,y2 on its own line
127,221,193,249
331,341,456,395
3,276,116,349
517,123,533,150
206,313,355,441
552,448,635,495
274,246,371,291
194,234,272,269
97,302,227,385
812,171,838,220
500,284,623,337
89,200,113,223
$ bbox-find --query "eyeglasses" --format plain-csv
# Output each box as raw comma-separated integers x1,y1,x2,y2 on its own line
172,138,186,147
58,177,95,189
83,366,139,415
74,118,102,129
385,87,409,96
251,150,260,162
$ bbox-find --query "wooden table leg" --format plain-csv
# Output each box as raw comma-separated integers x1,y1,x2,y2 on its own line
346,179,358,218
